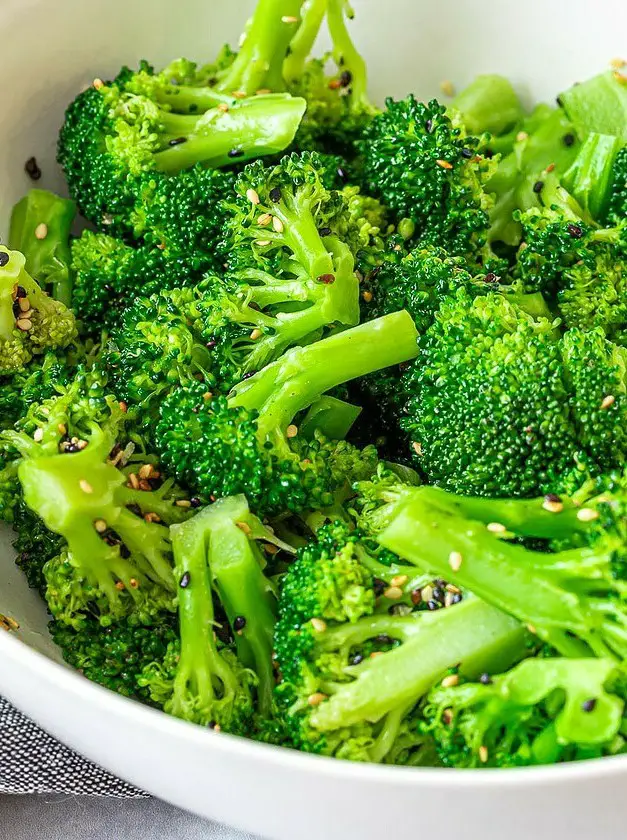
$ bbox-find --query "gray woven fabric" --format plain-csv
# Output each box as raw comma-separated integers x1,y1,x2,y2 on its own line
0,696,146,796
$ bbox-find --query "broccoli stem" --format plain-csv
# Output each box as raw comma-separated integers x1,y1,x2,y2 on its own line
310,597,526,730
563,132,625,221
150,85,235,113
560,71,627,140
169,512,242,721
231,310,419,438
300,395,362,440
283,0,327,85
217,0,304,95
377,494,595,658
451,75,523,137
9,190,76,306
154,95,306,173
203,497,278,716
269,183,336,279
327,0,369,109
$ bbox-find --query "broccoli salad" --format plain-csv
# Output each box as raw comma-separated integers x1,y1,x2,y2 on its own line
2,0,627,768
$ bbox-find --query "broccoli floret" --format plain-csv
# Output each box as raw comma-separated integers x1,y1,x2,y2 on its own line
57,66,305,236
9,189,76,306
50,614,178,704
0,247,76,374
138,500,270,733
274,521,527,761
12,501,65,595
424,657,626,767
375,475,627,660
154,311,417,514
360,97,497,267
2,372,190,628
401,289,627,497
609,146,627,222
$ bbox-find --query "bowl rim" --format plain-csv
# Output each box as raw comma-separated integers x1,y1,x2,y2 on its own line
2,628,627,787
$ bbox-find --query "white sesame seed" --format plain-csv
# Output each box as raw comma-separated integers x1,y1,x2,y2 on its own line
383,586,403,600
18,297,30,312
250,328,263,341
16,319,32,332
411,441,423,456
441,674,459,688
94,519,108,533
236,520,252,535
176,499,192,508
79,479,93,494
601,395,616,410
246,188,260,205
448,551,463,572
487,522,507,534
390,574,408,587
577,507,599,522
286,424,298,439
542,499,564,514
281,15,299,22
258,213,272,226
255,239,271,247
93,78,104,90
35,223,48,240
440,79,455,97
516,131,529,142
421,585,434,603
478,745,489,763
307,692,327,706
33,428,44,442
311,618,327,633
272,216,284,233
527,623,537,635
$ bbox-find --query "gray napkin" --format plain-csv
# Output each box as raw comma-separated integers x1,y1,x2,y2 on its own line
0,696,145,796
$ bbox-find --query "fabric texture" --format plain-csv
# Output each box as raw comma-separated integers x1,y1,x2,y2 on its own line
0,696,145,797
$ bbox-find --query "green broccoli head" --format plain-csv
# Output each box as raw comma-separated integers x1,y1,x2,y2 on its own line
424,657,626,768
0,247,76,374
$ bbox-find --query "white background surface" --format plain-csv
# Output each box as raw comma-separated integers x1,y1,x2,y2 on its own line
0,795,258,840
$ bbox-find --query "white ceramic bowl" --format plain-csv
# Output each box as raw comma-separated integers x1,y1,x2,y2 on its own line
1,1,627,837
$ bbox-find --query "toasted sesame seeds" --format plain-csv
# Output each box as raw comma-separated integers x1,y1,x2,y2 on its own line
601,394,616,409
33,428,44,442
563,133,576,147
144,512,161,523
138,464,156,480
0,614,19,632
16,318,32,332
129,578,139,589
236,520,252,535
250,328,263,341
307,692,327,706
35,223,48,240
217,102,229,112
281,14,299,22
311,618,327,633
258,213,272,226
532,180,544,194
0,252,9,268
18,297,30,312
542,494,564,513
567,223,584,238
176,499,192,508
256,88,272,95
442,708,453,725
246,188,260,205
94,519,108,533
93,78,104,89
577,507,599,522
527,624,537,635
441,674,459,688
286,424,298,439
613,71,627,85
115,580,125,591
269,186,282,202
317,273,335,284
127,472,139,490
487,522,507,534
232,90,247,99
410,589,422,606
546,162,556,173
448,551,463,572
272,215,284,233
255,239,271,247
478,745,489,763
328,78,342,90
436,159,453,170
383,585,403,600
516,131,529,142
440,79,455,97
168,136,187,147
421,584,434,603
611,58,627,69
79,479,93,494
390,574,409,587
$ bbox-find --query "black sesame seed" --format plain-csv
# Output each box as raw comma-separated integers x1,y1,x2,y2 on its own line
435,578,447,588
425,119,434,134
207,720,218,729
567,223,584,239
228,148,245,158
12,300,21,319
432,587,445,603
533,180,544,194
375,634,394,645
451,592,462,604
119,544,131,559
484,272,498,283
350,653,364,666
582,698,597,712
269,186,282,202
373,578,386,596
25,156,42,180
461,147,473,159
0,252,9,268
168,136,188,147
336,166,347,182
206,339,217,348
233,615,247,631
484,148,494,159
339,70,352,88
556,95,564,107
189,497,202,508
127,503,142,517
479,673,492,685
318,227,332,237
242,371,256,380
563,133,576,147
15,285,27,298
179,571,191,589
427,600,439,611
544,493,562,503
